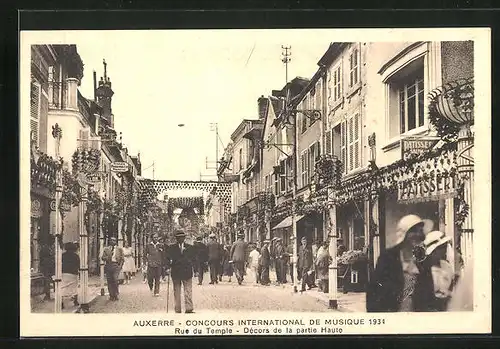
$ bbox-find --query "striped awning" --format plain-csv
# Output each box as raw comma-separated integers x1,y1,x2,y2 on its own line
272,214,305,230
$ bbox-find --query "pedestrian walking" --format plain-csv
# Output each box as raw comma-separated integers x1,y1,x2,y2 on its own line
248,244,261,284
207,233,222,284
146,234,164,297
315,241,331,293
366,214,434,312
221,244,233,282
259,240,271,285
61,242,79,309
270,237,277,282
421,230,458,311
193,236,208,285
101,237,124,301
122,241,135,284
297,237,315,292
230,232,248,285
141,256,148,284
165,230,195,314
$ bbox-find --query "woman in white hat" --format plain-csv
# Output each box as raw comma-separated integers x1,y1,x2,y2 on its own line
366,214,434,312
421,231,457,311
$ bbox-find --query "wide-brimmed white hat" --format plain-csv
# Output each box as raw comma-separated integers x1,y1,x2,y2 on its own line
424,231,452,255
393,215,434,247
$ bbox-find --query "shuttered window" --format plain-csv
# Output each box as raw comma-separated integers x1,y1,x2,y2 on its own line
341,113,361,174
325,129,332,155
349,48,359,88
333,65,342,101
30,82,41,146
300,151,308,188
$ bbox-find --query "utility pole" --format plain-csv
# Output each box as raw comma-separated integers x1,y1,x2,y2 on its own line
281,45,298,293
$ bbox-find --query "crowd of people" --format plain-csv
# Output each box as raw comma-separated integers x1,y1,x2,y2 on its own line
53,212,472,314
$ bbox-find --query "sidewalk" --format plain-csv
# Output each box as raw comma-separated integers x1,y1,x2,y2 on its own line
250,268,367,312
31,275,104,314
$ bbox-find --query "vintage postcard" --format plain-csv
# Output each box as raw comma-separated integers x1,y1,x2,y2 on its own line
20,28,491,337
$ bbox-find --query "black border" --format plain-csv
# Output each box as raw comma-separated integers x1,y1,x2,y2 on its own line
2,7,498,347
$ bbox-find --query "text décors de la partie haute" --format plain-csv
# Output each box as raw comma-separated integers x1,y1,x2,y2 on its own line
132,318,386,335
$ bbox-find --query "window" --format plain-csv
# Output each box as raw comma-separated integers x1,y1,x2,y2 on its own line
274,171,279,196
30,81,41,146
333,65,342,102
239,148,243,171
398,71,425,134
308,142,321,181
300,150,308,188
340,113,361,174
279,159,286,194
300,99,308,134
349,48,359,88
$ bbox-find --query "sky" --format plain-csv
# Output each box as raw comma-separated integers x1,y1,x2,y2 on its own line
68,30,334,181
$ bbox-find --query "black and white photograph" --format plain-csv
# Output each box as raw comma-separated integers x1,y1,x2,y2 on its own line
20,28,490,336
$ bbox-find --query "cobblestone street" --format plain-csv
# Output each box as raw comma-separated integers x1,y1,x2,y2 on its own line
90,271,334,313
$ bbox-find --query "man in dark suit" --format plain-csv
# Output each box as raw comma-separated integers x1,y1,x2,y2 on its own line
101,237,124,301
297,236,314,292
146,234,164,296
207,233,222,284
259,240,271,285
230,232,248,285
165,230,195,314
193,236,208,285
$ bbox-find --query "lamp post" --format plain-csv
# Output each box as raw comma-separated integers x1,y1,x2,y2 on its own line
52,124,63,313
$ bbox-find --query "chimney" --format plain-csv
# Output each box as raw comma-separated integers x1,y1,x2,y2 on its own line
257,95,268,120
93,71,97,101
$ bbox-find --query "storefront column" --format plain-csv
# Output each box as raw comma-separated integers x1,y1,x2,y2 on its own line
443,197,457,270
457,126,474,268
117,217,124,248
367,192,384,270
327,205,338,309
99,211,105,296
78,186,90,312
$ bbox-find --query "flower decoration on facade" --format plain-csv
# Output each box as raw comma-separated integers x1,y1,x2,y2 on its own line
428,77,474,142
337,250,368,265
71,148,101,175
314,155,342,188
455,178,470,229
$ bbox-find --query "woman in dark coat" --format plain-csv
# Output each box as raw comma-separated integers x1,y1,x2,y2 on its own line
220,245,233,282
366,215,435,312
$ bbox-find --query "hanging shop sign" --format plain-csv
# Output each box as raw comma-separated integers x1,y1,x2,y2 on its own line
401,137,440,161
398,174,458,203
111,162,129,173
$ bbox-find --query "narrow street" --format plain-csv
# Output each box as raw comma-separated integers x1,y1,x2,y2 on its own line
90,272,333,313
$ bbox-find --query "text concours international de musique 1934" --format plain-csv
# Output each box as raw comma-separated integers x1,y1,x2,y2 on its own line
131,318,386,335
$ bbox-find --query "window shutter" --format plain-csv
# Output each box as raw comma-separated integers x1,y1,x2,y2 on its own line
301,153,305,187
30,82,40,146
348,117,354,172
325,129,332,155
353,113,360,169
340,121,347,174
315,80,321,110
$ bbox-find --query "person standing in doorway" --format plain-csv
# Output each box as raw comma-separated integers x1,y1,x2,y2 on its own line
193,236,208,285
207,233,222,284
297,237,314,292
165,230,195,313
146,234,164,297
101,237,124,301
230,232,248,285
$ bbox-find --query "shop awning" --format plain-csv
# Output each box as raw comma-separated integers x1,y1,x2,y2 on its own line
272,214,305,230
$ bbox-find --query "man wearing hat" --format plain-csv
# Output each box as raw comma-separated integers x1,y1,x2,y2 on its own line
165,230,195,313
230,232,248,285
101,237,124,301
297,236,314,292
366,214,434,312
207,233,222,284
259,240,271,285
193,236,208,285
274,238,287,284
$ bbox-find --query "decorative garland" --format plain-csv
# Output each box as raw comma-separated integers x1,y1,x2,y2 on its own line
71,148,101,175
455,178,470,228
